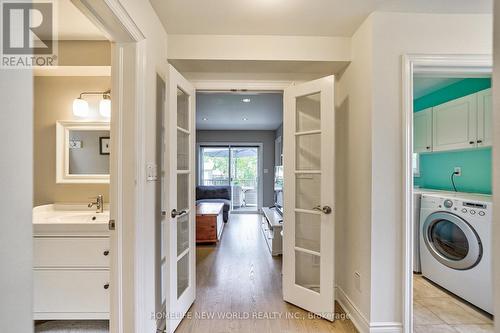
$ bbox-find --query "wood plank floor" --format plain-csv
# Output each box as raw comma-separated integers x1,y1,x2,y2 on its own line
176,213,357,333
413,274,494,333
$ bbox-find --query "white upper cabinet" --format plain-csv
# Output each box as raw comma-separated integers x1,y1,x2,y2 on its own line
414,108,432,153
477,88,492,147
432,94,478,152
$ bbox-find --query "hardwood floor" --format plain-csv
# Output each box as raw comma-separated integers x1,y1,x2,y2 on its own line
176,214,357,333
413,274,494,333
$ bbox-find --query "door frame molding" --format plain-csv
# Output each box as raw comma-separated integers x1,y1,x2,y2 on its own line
196,142,264,212
401,54,491,333
71,1,147,332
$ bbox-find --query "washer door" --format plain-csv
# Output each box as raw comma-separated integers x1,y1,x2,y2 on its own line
423,212,482,270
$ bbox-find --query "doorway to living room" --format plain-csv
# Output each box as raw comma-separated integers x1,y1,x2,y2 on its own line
198,144,263,213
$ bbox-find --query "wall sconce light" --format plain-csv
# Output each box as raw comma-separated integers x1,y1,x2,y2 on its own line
72,90,111,118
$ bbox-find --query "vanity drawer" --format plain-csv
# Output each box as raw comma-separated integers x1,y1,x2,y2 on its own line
34,237,110,268
34,269,109,318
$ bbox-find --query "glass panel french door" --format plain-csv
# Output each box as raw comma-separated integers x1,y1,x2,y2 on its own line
164,65,196,333
283,76,335,320
199,145,260,213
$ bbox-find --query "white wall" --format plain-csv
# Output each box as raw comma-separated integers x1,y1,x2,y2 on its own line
492,3,500,333
0,70,33,332
334,15,374,325
168,35,351,62
369,12,492,324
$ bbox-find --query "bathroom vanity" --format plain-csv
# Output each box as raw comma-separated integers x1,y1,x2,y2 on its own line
33,204,110,320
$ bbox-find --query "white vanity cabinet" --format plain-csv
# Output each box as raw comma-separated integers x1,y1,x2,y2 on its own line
477,88,492,147
413,108,432,153
33,205,110,320
432,93,478,152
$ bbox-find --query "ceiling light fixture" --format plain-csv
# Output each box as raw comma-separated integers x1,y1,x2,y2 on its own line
72,90,111,118
202,117,208,121
242,98,251,103
242,117,248,121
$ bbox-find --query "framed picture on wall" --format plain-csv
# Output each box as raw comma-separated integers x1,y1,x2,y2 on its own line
99,137,110,155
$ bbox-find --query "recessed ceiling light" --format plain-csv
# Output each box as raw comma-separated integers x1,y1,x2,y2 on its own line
202,117,208,121
242,117,248,121
242,98,251,103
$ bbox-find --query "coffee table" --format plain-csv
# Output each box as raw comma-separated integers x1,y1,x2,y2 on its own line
196,202,225,243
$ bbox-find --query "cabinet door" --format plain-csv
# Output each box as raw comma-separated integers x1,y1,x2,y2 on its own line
432,94,477,151
413,108,432,153
477,88,492,147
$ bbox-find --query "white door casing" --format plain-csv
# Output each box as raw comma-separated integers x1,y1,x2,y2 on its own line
282,76,335,320
164,65,196,333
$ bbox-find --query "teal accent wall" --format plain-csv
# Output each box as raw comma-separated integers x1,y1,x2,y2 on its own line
414,78,491,112
416,148,492,194
414,78,492,194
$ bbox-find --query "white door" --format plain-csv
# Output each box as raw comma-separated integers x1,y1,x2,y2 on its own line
164,65,196,333
477,88,492,147
432,94,477,151
414,108,432,153
282,76,335,320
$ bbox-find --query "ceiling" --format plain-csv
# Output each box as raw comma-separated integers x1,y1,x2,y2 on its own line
48,0,106,40
150,0,492,37
196,92,283,130
413,77,464,99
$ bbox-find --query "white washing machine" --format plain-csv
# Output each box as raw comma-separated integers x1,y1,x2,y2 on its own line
413,189,452,273
420,193,492,314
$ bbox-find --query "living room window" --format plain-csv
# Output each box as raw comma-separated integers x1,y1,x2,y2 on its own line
199,145,260,213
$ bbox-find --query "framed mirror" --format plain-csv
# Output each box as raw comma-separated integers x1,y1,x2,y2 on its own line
56,121,110,184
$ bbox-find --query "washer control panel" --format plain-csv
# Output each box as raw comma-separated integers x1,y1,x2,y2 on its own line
429,196,490,218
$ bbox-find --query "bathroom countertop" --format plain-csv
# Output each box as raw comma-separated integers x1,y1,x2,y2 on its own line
33,204,110,235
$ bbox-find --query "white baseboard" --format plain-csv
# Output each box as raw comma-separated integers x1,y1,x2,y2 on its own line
335,286,403,333
369,322,403,333
335,286,370,333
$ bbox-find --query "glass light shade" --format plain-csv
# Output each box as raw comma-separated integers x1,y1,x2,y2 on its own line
73,98,89,118
99,98,111,118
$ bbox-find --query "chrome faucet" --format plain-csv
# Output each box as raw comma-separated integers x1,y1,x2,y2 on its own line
88,194,104,213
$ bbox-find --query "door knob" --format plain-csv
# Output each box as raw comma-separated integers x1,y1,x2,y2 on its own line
313,205,332,214
171,209,187,218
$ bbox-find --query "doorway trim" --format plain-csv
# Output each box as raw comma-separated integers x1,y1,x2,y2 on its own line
197,142,264,213
401,54,492,333
71,1,147,332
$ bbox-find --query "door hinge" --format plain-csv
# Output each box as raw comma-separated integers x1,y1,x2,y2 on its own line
108,219,116,231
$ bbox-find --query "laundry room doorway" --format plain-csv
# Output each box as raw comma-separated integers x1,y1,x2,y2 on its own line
402,55,494,333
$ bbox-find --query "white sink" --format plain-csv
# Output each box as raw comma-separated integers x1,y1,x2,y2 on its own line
33,204,110,235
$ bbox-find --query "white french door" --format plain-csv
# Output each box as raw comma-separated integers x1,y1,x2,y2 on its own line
164,65,196,333
282,76,336,320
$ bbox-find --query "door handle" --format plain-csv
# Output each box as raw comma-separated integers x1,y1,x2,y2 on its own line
313,205,332,214
171,209,187,218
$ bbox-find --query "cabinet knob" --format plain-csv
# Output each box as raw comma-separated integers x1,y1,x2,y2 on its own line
103,250,109,256
426,146,430,150
477,140,483,144
104,283,110,290
469,141,475,144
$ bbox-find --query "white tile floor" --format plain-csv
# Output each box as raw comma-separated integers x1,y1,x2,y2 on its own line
413,274,494,332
